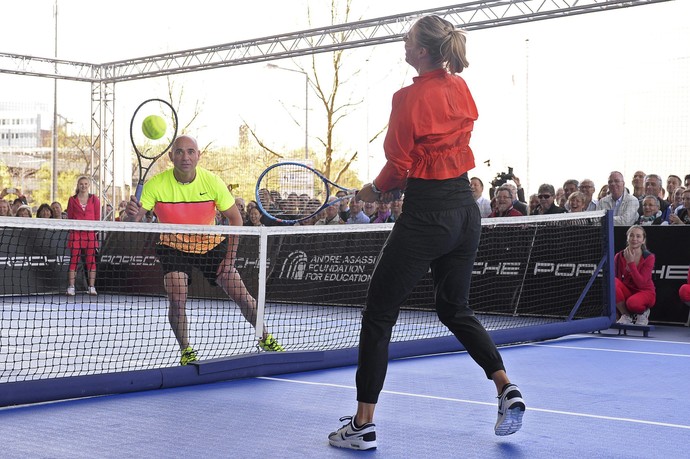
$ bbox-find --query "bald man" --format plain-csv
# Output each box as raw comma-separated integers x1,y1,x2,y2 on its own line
125,135,283,364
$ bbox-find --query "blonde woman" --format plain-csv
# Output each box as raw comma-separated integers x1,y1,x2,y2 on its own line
567,191,587,212
329,15,523,450
615,225,656,325
66,176,100,296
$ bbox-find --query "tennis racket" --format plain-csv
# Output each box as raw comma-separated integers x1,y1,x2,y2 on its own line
129,98,179,200
255,162,358,224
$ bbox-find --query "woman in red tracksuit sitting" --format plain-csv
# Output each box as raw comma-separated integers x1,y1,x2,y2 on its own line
615,225,656,326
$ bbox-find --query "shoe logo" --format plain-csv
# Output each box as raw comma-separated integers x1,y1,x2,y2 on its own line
200,192,208,196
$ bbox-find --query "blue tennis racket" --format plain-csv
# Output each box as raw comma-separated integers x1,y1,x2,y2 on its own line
255,162,358,224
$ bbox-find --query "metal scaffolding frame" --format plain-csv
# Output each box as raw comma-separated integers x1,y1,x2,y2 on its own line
0,0,670,215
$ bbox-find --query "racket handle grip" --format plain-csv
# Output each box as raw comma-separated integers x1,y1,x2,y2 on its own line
134,183,144,201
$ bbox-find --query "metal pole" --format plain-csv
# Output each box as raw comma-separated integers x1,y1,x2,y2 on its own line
524,38,530,190
304,73,309,160
51,0,58,202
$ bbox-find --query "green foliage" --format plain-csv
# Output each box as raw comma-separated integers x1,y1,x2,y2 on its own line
0,162,11,185
28,163,81,207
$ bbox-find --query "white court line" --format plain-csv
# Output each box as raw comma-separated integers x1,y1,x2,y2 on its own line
526,343,690,358
570,333,690,346
258,376,690,430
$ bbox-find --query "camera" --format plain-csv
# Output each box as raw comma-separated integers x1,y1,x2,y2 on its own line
491,167,514,189
489,167,514,199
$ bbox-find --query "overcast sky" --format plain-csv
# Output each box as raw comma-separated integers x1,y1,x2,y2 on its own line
2,0,689,196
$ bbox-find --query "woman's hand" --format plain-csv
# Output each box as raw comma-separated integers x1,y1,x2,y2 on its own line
356,184,379,203
669,213,683,225
624,246,641,265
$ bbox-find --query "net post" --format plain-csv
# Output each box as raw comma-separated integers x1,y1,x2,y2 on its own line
254,226,268,340
567,255,607,321
603,209,617,324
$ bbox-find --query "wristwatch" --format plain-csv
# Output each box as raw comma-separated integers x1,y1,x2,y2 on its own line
370,182,381,194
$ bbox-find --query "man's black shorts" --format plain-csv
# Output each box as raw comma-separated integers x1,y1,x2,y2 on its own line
155,240,228,286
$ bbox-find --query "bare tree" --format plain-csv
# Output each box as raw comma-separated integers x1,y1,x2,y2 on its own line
242,0,387,188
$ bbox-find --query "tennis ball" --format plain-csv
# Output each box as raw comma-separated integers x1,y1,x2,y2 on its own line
141,115,167,140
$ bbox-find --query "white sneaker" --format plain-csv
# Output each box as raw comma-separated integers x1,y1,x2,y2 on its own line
328,416,377,450
88,286,97,296
636,309,650,326
495,383,525,436
617,314,633,325
66,286,75,296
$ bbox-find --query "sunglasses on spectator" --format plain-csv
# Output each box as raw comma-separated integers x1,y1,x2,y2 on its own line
538,194,552,199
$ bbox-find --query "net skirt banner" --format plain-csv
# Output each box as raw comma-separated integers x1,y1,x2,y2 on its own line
0,227,70,295
263,225,607,321
85,226,607,322
1,221,608,320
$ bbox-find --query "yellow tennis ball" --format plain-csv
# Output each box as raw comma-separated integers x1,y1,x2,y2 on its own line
142,115,167,140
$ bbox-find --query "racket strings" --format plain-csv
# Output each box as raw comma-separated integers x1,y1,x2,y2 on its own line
129,99,179,198
130,99,178,160
257,165,330,220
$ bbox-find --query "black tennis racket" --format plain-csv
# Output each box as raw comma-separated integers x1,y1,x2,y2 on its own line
255,162,358,224
129,98,178,200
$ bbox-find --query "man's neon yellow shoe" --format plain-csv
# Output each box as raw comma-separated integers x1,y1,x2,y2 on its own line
180,346,198,365
259,334,284,352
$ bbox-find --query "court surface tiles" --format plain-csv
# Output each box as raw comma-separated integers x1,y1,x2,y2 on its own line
1,326,689,458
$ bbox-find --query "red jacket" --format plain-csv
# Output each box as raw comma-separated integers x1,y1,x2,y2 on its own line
375,68,477,192
614,250,656,295
67,194,100,248
489,207,523,218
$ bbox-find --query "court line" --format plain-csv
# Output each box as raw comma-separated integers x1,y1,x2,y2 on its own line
526,343,690,358
258,376,690,431
572,334,690,346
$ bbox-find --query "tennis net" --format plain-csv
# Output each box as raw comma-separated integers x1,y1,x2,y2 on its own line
0,210,614,405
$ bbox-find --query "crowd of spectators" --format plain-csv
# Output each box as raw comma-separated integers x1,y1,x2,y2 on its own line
468,171,690,227
2,171,689,228
249,187,405,226
237,170,690,230
1,187,67,219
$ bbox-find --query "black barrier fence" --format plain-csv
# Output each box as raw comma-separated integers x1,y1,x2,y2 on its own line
0,227,70,295
262,224,607,321
1,224,687,324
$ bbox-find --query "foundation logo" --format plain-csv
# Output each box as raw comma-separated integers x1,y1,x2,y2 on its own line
278,251,375,283
280,250,308,280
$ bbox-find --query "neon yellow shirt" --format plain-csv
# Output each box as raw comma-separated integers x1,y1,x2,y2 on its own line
141,167,234,253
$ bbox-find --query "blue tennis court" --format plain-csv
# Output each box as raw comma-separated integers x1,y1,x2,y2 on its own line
2,326,688,458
